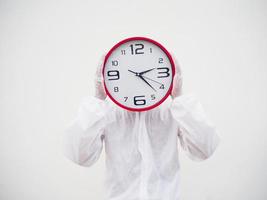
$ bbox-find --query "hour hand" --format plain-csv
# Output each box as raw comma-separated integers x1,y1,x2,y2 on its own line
139,68,155,75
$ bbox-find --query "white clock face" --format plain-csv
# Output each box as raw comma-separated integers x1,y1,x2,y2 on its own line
103,37,174,111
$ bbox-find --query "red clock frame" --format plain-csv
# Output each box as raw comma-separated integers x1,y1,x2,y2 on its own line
103,36,175,112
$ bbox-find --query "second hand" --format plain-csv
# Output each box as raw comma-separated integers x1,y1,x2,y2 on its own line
142,75,163,85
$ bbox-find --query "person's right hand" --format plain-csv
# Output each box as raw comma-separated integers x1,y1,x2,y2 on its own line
171,55,183,98
94,54,107,100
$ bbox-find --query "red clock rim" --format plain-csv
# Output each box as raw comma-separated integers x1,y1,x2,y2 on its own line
102,36,175,112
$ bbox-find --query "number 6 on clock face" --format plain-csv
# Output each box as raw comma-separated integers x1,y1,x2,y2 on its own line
103,37,175,112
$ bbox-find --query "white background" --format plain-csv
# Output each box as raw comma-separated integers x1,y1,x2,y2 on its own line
0,0,266,200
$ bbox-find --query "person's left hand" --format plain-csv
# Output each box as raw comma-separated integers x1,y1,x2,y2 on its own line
171,54,183,98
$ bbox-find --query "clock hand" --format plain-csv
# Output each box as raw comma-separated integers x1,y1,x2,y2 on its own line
128,69,158,91
138,75,156,92
139,68,156,75
128,69,139,76
141,75,163,85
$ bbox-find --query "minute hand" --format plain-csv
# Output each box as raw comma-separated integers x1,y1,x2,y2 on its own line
138,75,156,92
142,75,163,85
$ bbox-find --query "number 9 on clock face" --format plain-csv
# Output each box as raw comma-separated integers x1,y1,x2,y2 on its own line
103,37,175,112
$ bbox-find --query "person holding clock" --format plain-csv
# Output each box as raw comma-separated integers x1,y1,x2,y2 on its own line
63,37,220,200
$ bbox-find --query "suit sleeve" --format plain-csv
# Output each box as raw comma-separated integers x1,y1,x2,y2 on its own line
170,94,220,161
62,96,111,167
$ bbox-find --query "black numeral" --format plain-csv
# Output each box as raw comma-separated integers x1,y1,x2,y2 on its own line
150,48,153,53
107,70,120,80
151,94,156,100
159,84,164,89
134,95,146,106
124,97,128,102
121,50,126,55
130,44,144,55
159,58,163,63
157,67,170,78
112,60,118,66
114,87,119,92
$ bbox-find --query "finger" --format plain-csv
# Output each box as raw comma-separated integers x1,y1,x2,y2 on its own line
170,52,182,76
95,53,107,82
171,73,183,97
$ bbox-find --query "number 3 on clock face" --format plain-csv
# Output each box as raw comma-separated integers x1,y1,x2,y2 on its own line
103,37,175,112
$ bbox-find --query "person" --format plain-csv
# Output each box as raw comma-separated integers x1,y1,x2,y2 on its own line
62,54,220,200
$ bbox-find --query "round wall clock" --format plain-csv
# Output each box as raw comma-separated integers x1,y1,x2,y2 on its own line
103,37,175,112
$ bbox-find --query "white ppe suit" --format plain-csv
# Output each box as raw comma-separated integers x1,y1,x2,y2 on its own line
63,54,220,200
63,94,220,200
